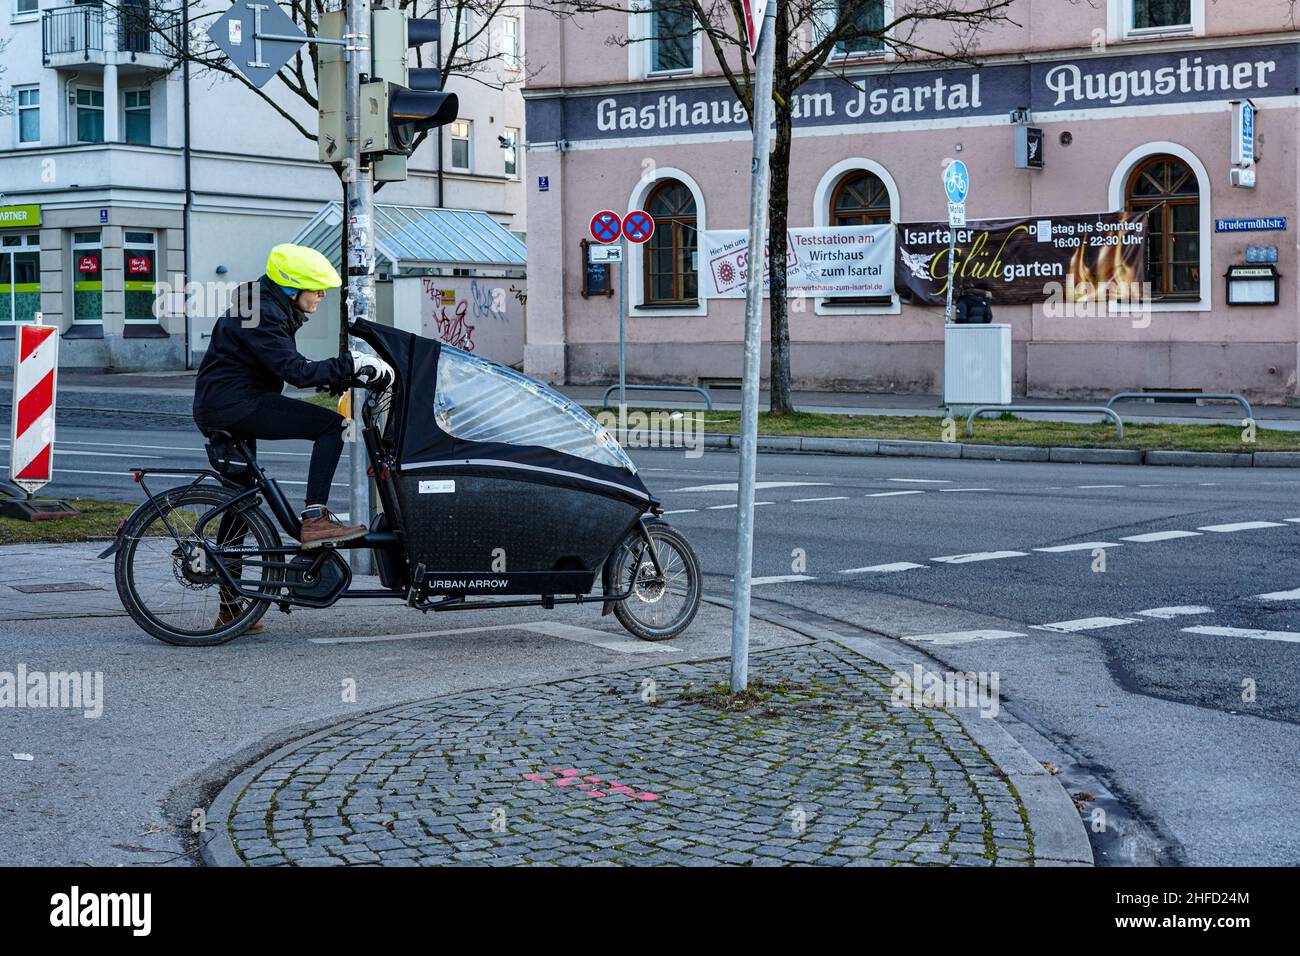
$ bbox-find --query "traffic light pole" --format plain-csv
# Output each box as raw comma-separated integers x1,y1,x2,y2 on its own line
345,0,375,574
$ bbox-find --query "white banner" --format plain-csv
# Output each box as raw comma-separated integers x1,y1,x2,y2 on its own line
700,225,894,299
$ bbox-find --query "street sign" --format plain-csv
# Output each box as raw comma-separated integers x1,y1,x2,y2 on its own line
622,210,655,243
944,159,970,204
948,202,966,227
1232,100,1256,167
740,0,770,55
588,244,623,264
208,1,307,89
590,210,621,243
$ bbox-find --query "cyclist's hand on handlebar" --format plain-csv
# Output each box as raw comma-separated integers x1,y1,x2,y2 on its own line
349,350,395,391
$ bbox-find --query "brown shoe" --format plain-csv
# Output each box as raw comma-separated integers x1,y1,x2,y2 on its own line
215,600,264,634
299,508,367,549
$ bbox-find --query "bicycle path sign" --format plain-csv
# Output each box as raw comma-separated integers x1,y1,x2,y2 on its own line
944,160,970,205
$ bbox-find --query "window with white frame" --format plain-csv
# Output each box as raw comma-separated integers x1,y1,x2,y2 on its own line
648,1,694,74
74,87,105,143
833,0,888,57
15,87,40,145
449,119,471,171
502,127,519,178
14,0,39,18
502,16,520,70
124,89,151,145
452,6,472,56
0,233,41,325
1114,0,1200,37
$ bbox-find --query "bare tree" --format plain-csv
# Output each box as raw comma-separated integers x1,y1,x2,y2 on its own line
546,0,1015,413
0,39,10,118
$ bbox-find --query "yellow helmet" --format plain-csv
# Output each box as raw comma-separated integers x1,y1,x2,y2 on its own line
265,243,342,292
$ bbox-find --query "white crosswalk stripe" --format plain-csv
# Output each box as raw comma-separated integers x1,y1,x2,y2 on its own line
838,562,926,574
931,551,1027,564
1182,626,1300,645
902,629,1026,646
1120,530,1202,543
1136,606,1213,619
1254,589,1300,601
1033,617,1137,633
1197,521,1287,533
1034,541,1121,553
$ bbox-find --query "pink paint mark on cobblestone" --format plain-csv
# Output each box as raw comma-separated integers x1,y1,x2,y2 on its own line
523,768,659,802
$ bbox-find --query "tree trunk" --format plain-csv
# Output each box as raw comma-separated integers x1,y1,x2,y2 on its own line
767,105,795,416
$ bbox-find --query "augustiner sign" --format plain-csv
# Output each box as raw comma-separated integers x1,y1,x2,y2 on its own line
0,205,41,228
526,42,1296,143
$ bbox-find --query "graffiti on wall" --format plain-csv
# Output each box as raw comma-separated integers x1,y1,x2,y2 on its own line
412,276,526,367
421,278,476,352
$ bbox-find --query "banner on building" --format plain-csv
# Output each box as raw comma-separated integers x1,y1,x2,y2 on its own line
894,211,1148,305
700,225,894,298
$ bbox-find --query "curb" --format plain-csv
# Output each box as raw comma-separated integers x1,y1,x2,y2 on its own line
723,599,1094,867
700,432,1295,468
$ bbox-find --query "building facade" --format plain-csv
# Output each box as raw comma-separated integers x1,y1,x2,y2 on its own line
0,0,526,368
523,1,1300,404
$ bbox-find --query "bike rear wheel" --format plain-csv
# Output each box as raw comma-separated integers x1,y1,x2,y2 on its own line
610,522,701,641
114,485,282,646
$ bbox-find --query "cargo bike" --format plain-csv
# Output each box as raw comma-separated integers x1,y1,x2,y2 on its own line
102,320,702,646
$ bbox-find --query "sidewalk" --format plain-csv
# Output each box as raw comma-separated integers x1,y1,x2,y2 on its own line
201,637,1087,867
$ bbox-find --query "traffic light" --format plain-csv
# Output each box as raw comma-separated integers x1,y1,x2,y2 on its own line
363,6,458,181
316,6,458,178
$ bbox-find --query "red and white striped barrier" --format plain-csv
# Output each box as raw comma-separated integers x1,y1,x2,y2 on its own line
10,320,59,495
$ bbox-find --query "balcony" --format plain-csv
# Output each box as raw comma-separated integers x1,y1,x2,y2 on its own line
42,4,179,74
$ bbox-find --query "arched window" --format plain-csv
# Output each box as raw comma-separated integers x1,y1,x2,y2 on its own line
644,180,697,305
1126,155,1200,299
830,170,892,304
830,170,891,226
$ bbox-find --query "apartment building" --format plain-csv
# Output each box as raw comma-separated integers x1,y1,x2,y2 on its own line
0,0,526,368
523,1,1299,402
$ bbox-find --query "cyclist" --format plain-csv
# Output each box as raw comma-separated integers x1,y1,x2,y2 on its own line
193,242,393,556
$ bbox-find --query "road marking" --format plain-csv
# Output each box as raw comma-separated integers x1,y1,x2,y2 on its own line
839,562,926,574
931,551,1027,564
939,488,993,493
1255,588,1300,601
1077,484,1124,489
1137,484,1169,487
670,481,830,493
58,439,311,458
1136,606,1214,619
706,501,774,510
312,621,675,654
1283,518,1300,524
790,496,849,503
1033,617,1138,633
886,478,951,484
0,448,161,460
1182,625,1300,645
1120,530,1202,543
662,509,697,515
903,629,1026,646
1196,521,1286,533
1033,541,1121,553
865,490,924,498
749,574,816,586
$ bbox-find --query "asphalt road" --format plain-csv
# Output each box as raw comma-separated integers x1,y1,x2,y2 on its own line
3,413,1299,865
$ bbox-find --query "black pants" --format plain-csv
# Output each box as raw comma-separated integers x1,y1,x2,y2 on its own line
225,393,347,508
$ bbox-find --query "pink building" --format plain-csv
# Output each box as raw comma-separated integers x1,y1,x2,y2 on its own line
523,1,1298,403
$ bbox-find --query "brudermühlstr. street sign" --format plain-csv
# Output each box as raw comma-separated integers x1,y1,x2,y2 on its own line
209,1,307,89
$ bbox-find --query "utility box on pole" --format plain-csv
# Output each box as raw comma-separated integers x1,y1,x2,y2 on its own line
317,11,346,164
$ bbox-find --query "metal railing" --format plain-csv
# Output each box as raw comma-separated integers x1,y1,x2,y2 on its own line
42,4,179,63
43,5,104,61
1106,391,1253,422
967,405,1125,440
601,384,715,411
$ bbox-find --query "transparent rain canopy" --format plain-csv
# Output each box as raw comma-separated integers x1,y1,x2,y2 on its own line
434,345,636,473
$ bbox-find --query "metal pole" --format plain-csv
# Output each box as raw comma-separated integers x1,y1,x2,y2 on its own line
729,1,777,694
345,0,374,574
618,235,627,433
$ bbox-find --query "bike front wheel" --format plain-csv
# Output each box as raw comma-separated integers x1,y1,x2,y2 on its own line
610,522,701,641
114,485,282,646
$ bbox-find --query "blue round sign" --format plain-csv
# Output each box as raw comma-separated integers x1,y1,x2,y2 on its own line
944,160,970,205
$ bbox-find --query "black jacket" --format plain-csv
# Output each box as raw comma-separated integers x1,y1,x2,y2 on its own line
954,288,994,324
193,277,355,430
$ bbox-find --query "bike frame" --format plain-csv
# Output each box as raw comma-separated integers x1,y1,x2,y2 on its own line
118,389,663,614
